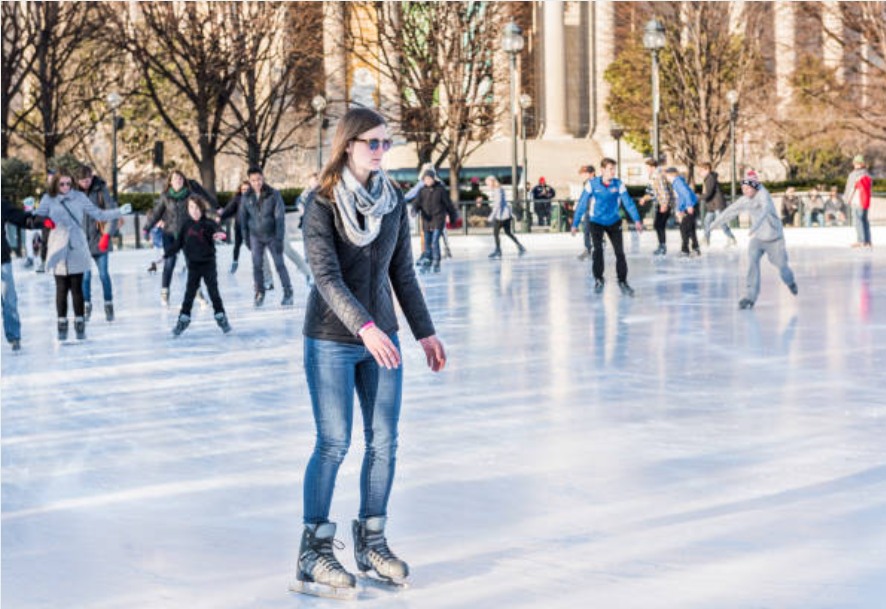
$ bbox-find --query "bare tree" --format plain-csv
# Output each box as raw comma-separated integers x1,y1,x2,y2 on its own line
1,1,39,158
795,1,886,145
10,2,113,165
346,1,505,201
224,2,323,169
102,1,248,194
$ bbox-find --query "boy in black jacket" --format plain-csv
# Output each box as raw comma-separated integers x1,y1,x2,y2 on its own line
167,195,231,335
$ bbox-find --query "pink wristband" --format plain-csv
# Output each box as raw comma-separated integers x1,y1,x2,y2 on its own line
359,321,375,335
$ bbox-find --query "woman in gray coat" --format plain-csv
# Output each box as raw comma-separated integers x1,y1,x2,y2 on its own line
38,170,131,340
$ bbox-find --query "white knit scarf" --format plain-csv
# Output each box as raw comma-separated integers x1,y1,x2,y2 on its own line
333,166,398,247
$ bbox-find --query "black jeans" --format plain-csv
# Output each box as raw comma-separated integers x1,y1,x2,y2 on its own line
251,236,291,293
654,207,670,246
181,261,224,316
590,221,627,282
55,273,85,318
233,220,243,262
493,219,523,251
680,212,699,253
535,202,551,227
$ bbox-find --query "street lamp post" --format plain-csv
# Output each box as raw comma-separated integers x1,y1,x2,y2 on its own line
519,93,532,213
727,89,739,204
106,92,122,201
610,123,625,179
311,95,327,171
501,21,526,231
643,19,666,163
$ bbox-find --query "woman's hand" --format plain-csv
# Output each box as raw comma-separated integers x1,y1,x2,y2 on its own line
213,232,227,241
359,324,401,370
119,203,132,215
419,335,446,372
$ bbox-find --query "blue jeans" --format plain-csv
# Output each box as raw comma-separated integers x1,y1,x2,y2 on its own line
854,206,871,244
2,263,21,342
82,253,112,303
423,229,442,263
704,209,736,241
303,335,403,524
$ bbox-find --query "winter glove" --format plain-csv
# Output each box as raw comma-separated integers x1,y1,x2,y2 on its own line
213,232,227,241
98,233,111,252
44,218,56,229
118,203,132,215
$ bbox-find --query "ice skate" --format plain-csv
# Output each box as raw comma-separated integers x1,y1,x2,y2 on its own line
148,261,157,274
352,517,409,589
11,339,21,351
104,302,114,322
74,317,86,340
290,523,357,600
488,249,502,260
24,257,34,269
789,282,798,296
254,291,265,308
229,260,238,274
57,319,69,341
281,287,294,306
578,248,591,261
160,288,169,306
518,245,526,257
36,260,45,273
691,249,701,258
84,301,92,321
172,314,191,336
739,298,755,310
264,281,274,292
432,262,441,274
653,245,666,257
594,278,605,294
618,281,635,297
214,312,231,334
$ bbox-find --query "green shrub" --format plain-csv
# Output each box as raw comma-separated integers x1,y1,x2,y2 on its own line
1,157,38,205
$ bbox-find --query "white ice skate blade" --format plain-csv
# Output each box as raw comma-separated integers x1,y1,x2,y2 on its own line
288,579,358,601
357,572,409,591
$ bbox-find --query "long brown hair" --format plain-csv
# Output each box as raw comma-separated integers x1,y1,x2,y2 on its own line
318,108,387,199
47,170,75,197
165,170,188,192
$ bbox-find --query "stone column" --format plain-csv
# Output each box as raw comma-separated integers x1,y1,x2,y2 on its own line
590,1,615,139
543,1,568,138
822,1,845,82
773,1,796,112
323,1,348,137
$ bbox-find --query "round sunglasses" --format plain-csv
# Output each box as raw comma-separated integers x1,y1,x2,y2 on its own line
353,137,392,153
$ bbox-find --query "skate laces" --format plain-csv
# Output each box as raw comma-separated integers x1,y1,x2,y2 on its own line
364,529,398,563
305,536,347,576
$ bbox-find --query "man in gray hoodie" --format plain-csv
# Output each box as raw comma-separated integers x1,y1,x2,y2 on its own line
709,170,798,309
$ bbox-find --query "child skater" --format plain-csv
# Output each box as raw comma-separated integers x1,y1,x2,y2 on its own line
167,194,232,335
709,170,798,309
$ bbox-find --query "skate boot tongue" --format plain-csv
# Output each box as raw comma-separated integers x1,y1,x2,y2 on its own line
313,522,337,539
363,516,386,533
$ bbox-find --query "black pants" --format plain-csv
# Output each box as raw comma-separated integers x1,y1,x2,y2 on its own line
55,273,85,318
590,221,627,282
40,227,50,262
493,219,523,251
181,261,224,316
162,232,178,289
654,207,670,246
680,213,699,253
233,220,243,262
535,203,551,227
251,236,291,293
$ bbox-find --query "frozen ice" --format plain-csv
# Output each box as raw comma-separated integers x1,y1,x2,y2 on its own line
2,228,885,608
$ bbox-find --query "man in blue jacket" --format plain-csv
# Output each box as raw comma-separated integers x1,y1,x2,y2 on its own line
665,167,700,257
571,158,643,296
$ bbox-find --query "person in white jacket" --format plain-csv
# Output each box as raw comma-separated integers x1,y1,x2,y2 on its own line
709,170,798,309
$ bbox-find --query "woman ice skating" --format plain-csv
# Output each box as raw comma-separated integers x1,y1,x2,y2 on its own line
144,170,214,305
37,170,131,341
709,170,798,309
75,165,120,322
296,107,446,598
166,195,231,336
570,157,643,296
485,175,526,259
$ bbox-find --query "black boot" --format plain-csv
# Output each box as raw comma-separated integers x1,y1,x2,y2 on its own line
594,278,605,294
254,291,265,308
739,298,755,310
11,339,21,351
488,249,502,259
230,260,238,274
104,301,114,322
215,312,231,333
281,286,294,306
74,317,86,340
789,282,798,296
292,523,356,599
57,319,69,341
172,314,191,336
352,517,409,585
618,281,635,297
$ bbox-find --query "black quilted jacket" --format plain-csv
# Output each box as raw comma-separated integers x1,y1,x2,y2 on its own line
303,190,435,345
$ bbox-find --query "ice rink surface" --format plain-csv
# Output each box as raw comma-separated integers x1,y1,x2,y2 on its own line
3,228,885,608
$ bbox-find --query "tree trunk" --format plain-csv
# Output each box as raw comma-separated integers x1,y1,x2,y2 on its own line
198,138,217,197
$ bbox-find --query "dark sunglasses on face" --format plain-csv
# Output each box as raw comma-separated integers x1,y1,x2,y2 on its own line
59,181,72,187
353,138,392,153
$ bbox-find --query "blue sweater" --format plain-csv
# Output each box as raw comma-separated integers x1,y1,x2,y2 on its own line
572,177,640,228
672,176,698,212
